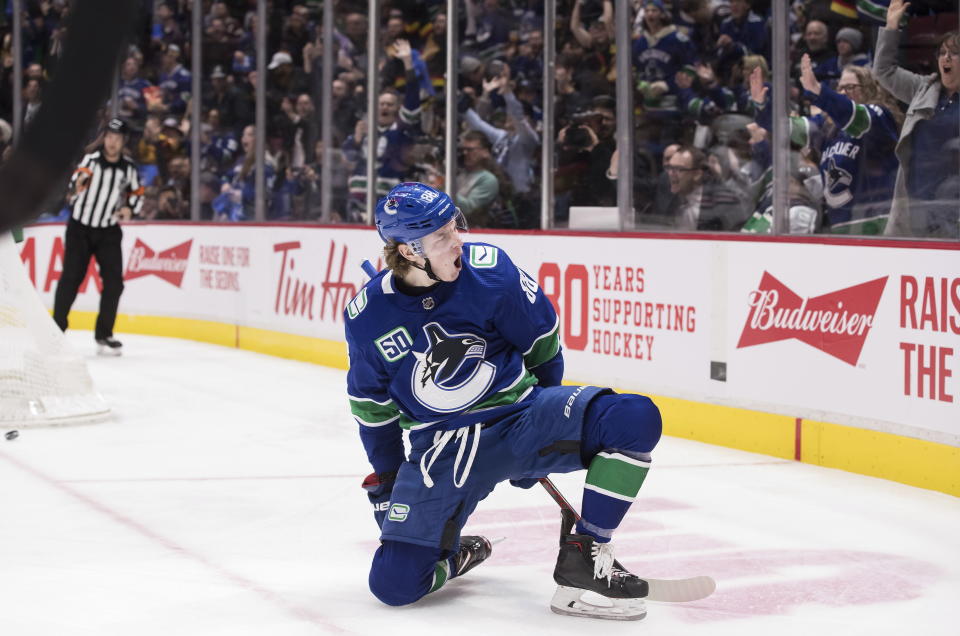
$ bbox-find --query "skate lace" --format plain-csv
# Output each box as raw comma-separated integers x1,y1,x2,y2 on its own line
591,542,615,585
591,542,630,587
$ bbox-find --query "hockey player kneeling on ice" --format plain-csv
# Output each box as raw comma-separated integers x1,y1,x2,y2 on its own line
346,182,662,620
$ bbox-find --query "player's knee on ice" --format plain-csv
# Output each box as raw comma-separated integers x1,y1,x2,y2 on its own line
583,393,663,460
369,540,444,606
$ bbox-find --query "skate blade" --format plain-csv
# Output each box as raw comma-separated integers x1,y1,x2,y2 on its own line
549,586,646,621
97,346,122,357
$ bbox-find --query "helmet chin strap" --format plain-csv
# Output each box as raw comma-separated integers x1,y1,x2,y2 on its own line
412,258,443,283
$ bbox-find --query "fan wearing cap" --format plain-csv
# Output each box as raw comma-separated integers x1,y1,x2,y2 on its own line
52,118,143,356
346,182,665,619
204,66,240,132
266,50,309,113
819,27,871,83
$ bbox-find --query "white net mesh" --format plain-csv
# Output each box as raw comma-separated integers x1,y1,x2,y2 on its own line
0,231,110,427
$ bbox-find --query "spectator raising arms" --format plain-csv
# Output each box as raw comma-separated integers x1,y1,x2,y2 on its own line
342,39,422,223
755,55,902,234
463,64,539,210
873,0,960,238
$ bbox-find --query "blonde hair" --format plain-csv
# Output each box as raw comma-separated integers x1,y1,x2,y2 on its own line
742,55,769,81
383,240,415,277
842,65,905,130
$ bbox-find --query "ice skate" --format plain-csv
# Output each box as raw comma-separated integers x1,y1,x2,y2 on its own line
96,337,123,356
550,510,647,621
453,535,493,577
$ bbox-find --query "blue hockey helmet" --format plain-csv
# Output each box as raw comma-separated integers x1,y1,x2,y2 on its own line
375,182,466,255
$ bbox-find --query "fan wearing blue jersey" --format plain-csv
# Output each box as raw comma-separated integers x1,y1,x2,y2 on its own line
633,0,698,108
345,182,664,620
751,56,902,234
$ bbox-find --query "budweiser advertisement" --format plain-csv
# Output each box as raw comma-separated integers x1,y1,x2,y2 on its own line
124,238,192,287
19,224,958,437
727,243,957,439
737,271,887,366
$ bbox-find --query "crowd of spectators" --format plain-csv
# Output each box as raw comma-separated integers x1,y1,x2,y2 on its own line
0,0,956,237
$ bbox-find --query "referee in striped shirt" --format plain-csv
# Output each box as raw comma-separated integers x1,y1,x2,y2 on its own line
53,118,143,355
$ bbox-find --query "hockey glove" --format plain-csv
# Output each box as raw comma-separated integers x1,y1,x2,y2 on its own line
362,471,397,529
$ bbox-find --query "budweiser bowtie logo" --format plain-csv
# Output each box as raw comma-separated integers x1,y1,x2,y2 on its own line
737,272,887,365
124,238,192,287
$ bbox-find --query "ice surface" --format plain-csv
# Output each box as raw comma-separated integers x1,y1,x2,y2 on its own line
1,333,957,635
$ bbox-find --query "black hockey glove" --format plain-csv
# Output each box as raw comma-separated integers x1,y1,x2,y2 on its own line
362,471,397,529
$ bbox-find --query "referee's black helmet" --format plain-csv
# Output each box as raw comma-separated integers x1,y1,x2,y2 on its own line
106,118,129,136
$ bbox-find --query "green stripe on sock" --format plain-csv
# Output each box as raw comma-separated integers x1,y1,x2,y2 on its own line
584,453,650,500
429,560,450,593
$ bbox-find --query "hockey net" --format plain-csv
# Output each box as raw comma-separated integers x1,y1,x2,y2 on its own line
0,231,110,427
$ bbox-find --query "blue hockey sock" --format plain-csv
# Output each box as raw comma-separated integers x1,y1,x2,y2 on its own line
576,451,651,543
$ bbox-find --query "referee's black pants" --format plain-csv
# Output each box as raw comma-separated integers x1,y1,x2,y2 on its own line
53,218,125,340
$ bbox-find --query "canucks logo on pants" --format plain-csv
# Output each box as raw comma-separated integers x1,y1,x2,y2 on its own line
411,323,496,413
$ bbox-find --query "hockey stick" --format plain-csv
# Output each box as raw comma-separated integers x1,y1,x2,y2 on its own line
538,477,716,603
361,259,378,279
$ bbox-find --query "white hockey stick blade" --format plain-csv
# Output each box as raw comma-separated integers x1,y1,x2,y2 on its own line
643,575,716,603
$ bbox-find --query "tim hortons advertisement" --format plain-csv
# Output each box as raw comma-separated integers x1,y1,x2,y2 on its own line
726,242,958,439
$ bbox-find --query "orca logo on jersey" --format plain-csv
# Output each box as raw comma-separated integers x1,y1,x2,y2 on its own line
824,157,854,208
411,322,496,413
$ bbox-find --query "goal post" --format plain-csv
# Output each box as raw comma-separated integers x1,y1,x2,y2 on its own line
0,230,110,427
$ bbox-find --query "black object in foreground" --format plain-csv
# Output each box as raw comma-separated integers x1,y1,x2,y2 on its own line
0,0,137,235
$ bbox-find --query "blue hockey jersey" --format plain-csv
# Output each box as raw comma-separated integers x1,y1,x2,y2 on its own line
632,25,697,92
808,85,899,232
755,85,899,233
345,243,562,474
718,10,769,58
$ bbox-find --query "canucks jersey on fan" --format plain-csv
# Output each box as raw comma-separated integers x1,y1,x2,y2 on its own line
807,85,899,232
345,242,561,472
754,83,899,234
